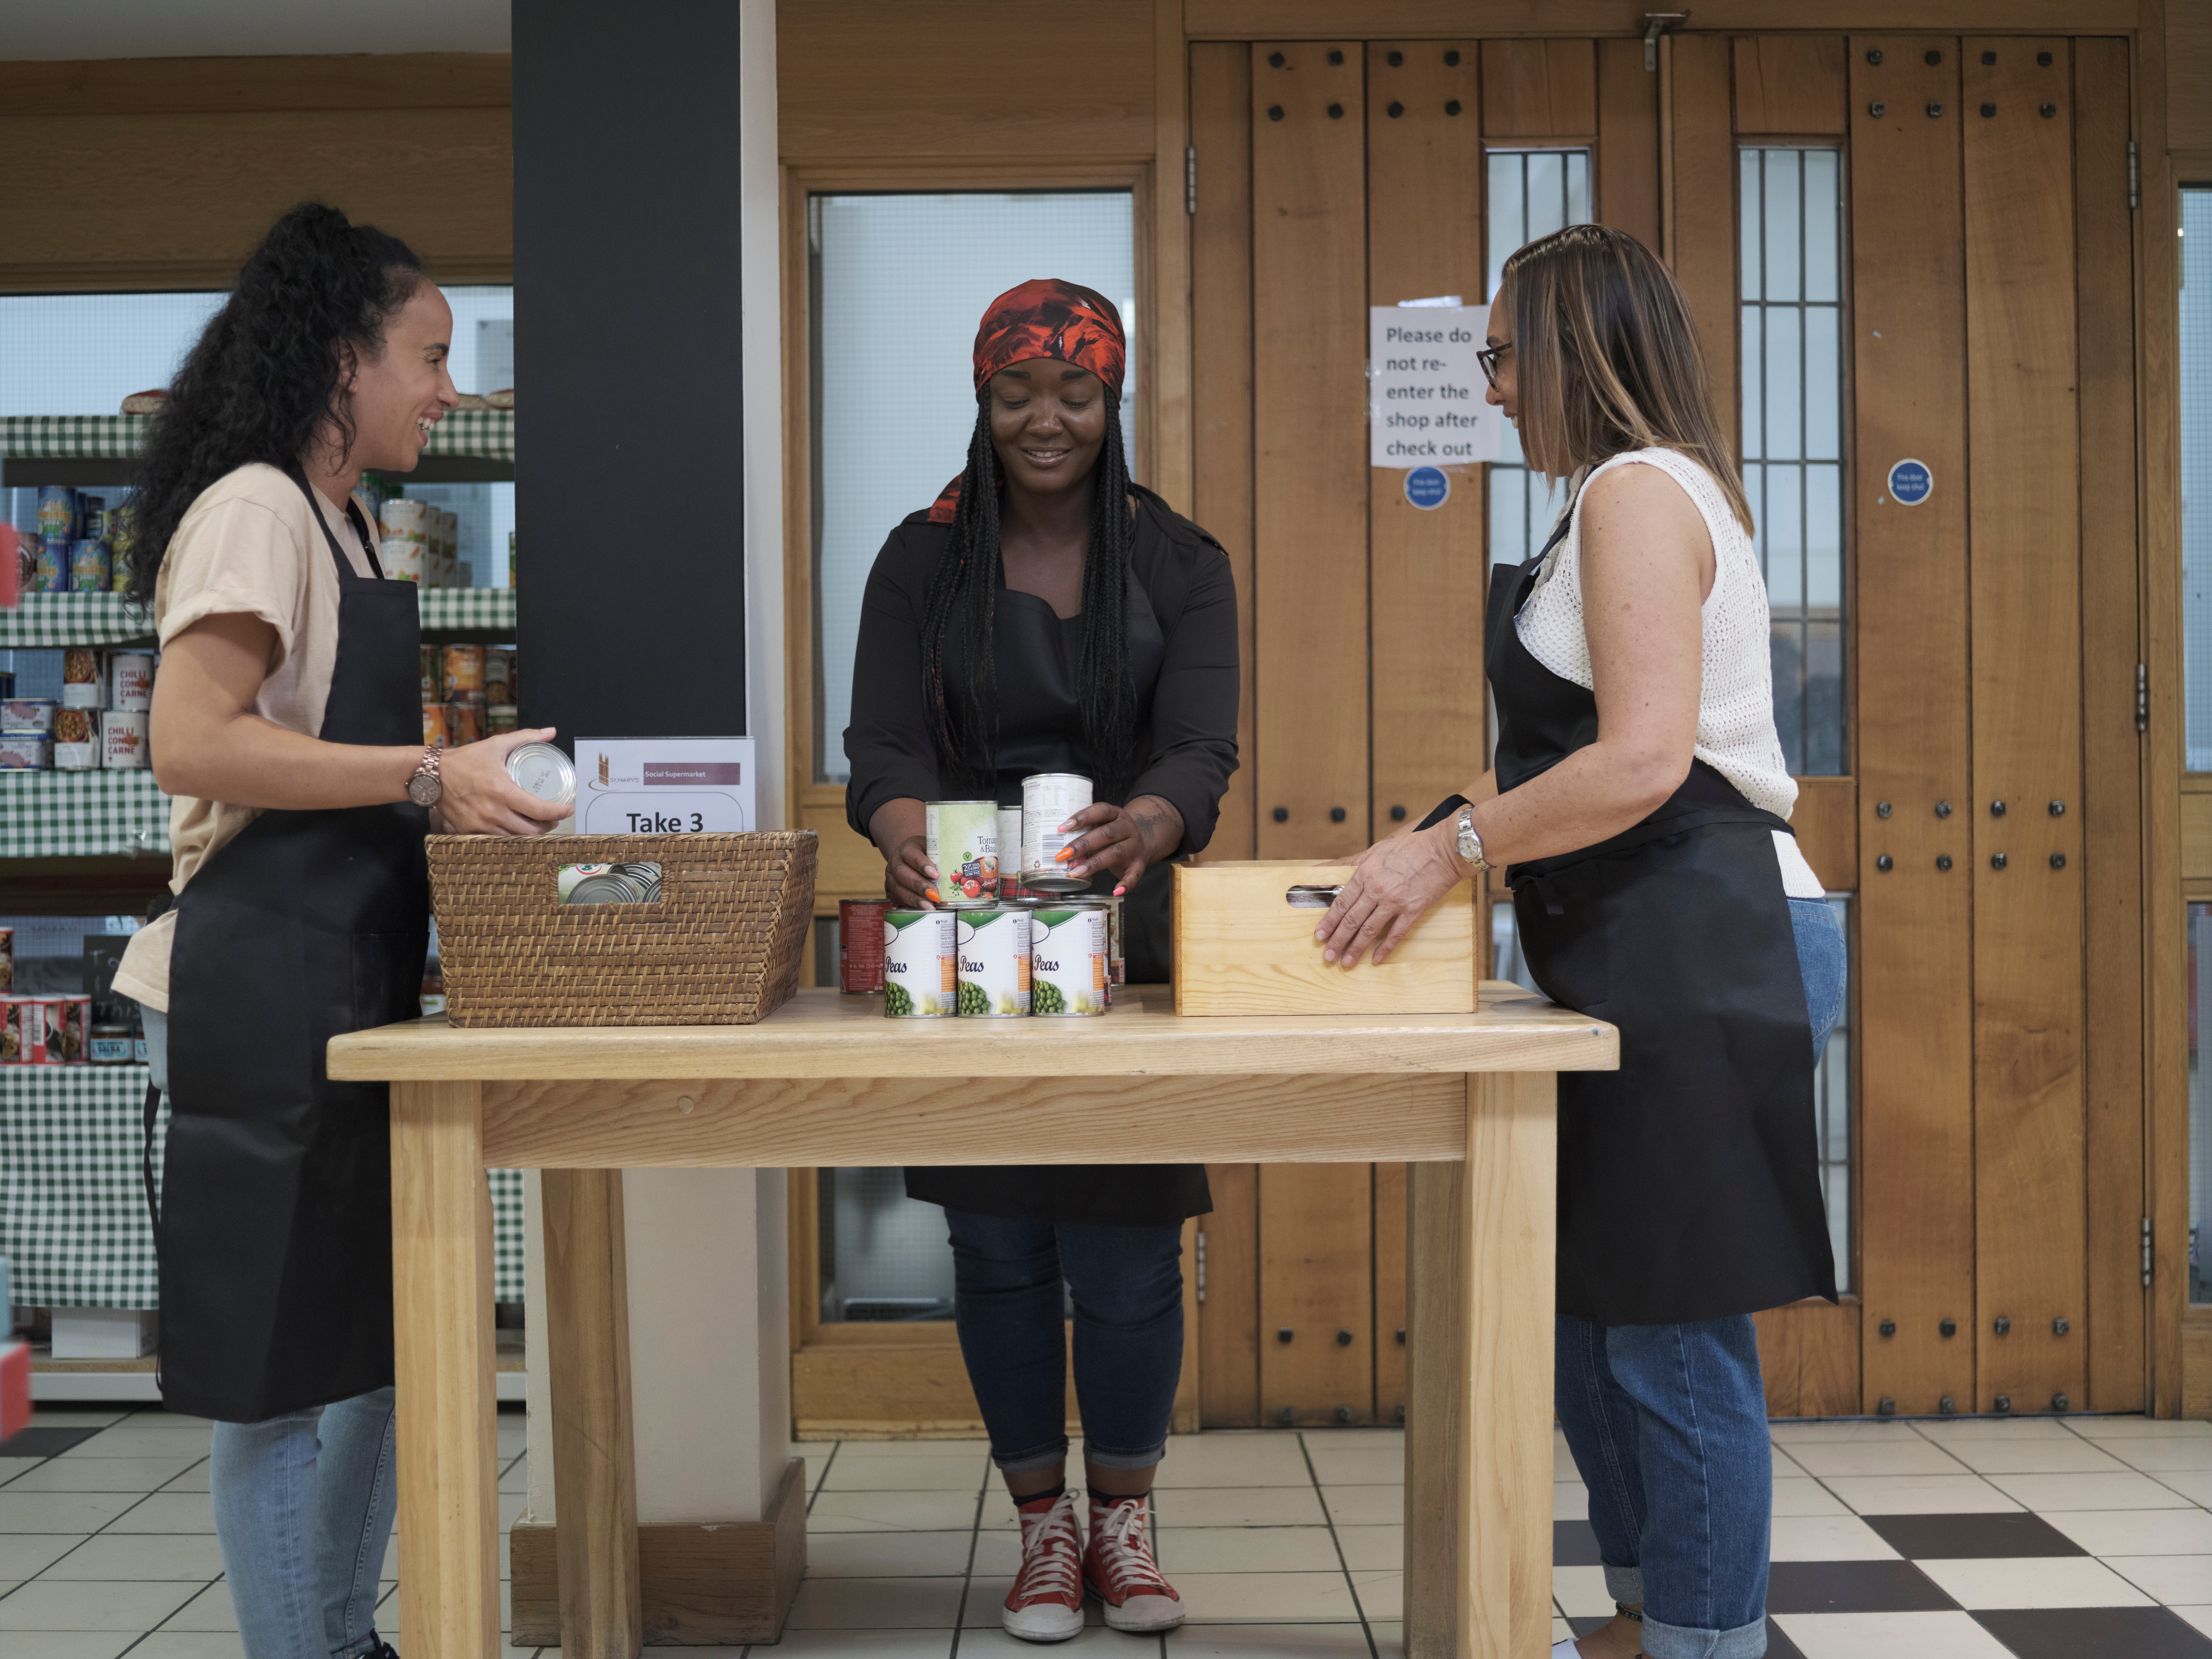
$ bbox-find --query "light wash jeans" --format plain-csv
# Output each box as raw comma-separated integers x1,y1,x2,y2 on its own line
144,1006,399,1659
1552,897,1848,1659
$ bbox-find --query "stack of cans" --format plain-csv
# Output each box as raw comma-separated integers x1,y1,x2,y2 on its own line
557,862,662,904
19,487,131,594
422,645,519,748
0,651,152,771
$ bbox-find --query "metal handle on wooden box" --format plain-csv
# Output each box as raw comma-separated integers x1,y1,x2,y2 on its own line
1285,884,1342,908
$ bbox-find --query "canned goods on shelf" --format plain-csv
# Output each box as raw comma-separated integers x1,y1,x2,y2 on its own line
2,699,58,736
382,539,425,584
0,927,12,993
380,497,430,540
30,540,66,594
422,704,450,749
955,908,1032,1017
101,710,149,770
486,704,519,735
1021,773,1094,893
60,648,104,709
883,910,957,1016
89,1022,134,1065
839,899,890,994
37,486,77,543
0,737,51,770
507,741,575,808
443,645,485,697
69,541,110,594
53,707,100,771
420,646,443,702
109,652,155,713
447,702,484,746
925,799,999,905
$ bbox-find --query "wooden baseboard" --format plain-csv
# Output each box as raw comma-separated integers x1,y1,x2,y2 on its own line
510,1456,805,1646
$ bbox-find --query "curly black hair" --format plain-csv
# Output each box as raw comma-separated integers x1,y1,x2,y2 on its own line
921,389,1138,801
122,202,425,607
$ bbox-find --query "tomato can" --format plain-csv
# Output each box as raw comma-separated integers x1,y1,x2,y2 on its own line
1020,773,1094,893
60,647,105,708
955,908,1032,1017
925,799,999,906
109,652,156,712
101,710,149,770
883,910,957,1017
1027,903,1108,1017
839,899,890,994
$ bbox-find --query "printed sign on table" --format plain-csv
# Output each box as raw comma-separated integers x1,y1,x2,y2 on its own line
573,736,756,834
1368,306,1504,469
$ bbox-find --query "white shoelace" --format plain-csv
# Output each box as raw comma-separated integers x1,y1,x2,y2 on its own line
1090,1499,1171,1595
1013,1495,1083,1603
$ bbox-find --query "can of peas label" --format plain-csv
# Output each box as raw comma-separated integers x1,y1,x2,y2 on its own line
925,799,999,905
883,910,957,1017
1027,903,1108,1016
1020,773,1094,893
955,908,1032,1017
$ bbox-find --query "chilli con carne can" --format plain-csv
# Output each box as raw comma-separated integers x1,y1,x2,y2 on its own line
883,910,957,1017
109,652,155,712
955,908,1031,1017
1027,903,1108,1016
925,799,999,906
1020,773,1094,893
101,710,148,769
839,899,890,994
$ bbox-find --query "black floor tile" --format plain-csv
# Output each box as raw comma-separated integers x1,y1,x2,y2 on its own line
1973,1606,2212,1659
1860,1511,2090,1560
0,1425,101,1459
1554,1517,1602,1566
1764,1559,1960,1615
1568,1615,1804,1656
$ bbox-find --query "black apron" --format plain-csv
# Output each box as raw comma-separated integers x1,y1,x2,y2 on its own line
157,471,429,1421
1487,529,1836,1327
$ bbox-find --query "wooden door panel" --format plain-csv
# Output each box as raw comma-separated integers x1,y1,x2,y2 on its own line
1367,40,1486,837
1963,36,2088,1415
1850,37,1975,1415
1732,37,1850,137
1374,1162,1408,1424
1481,40,1595,139
1198,1162,1261,1426
1667,36,1736,452
1191,42,1258,864
1595,37,1660,250
1258,1164,1375,1425
1252,40,1369,858
2073,36,2148,1413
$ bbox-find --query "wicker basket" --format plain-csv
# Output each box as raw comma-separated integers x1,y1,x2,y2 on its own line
427,831,817,1028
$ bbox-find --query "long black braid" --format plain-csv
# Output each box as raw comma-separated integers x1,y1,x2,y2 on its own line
921,391,1139,800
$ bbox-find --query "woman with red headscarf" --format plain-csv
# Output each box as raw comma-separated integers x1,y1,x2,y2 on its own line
845,279,1239,1641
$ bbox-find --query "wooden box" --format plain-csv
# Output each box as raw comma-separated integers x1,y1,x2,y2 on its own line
1171,860,1478,1016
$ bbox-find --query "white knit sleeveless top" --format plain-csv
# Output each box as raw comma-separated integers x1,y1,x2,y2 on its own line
1513,446,1825,898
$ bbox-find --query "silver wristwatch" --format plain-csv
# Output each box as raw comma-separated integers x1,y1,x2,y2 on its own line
406,747,443,808
1455,803,1488,872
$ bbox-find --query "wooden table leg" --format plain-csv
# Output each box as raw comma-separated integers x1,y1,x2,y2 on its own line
541,1169,643,1659
391,1080,500,1659
1405,1073,1558,1659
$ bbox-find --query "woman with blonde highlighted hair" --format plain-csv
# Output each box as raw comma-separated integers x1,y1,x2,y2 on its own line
1317,224,1843,1659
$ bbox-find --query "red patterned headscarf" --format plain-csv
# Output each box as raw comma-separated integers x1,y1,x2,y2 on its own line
927,279,1125,524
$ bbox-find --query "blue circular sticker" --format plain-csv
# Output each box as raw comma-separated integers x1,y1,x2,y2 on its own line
1887,458,1933,506
1405,466,1449,510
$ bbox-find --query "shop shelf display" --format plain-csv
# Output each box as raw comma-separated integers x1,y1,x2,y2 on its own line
0,769,170,858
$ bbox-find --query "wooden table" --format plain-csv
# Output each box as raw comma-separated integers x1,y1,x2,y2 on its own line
329,984,1616,1659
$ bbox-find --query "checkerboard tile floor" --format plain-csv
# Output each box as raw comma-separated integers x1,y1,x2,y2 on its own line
3,1409,2209,1657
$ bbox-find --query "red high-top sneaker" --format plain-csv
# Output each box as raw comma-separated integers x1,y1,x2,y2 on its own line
1004,1489,1086,1643
1083,1494,1183,1633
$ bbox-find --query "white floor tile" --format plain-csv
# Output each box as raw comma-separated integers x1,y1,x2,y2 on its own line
1306,1429,1403,1451
961,1578,1105,1628
1768,1514,1902,1561
1913,1417,2091,1445
1780,1438,1970,1478
0,1634,138,1659
160,1467,212,1494
2039,1507,2212,1555
101,1493,217,1533
0,1580,199,1631
1170,1570,1361,1621
22,1412,130,1430
1349,1566,1399,1619
0,1534,85,1578
819,1456,988,1494
155,1581,236,1632
1553,1482,1587,1520
3,1456,206,1493
1330,1524,1402,1570
1155,1437,1312,1489
969,1527,1020,1575
1551,1563,1612,1618
1160,1488,1329,1529
1771,1609,2018,1657
2107,1439,2212,1474
720,1629,953,1659
2101,1553,2212,1605
0,1493,145,1533
2067,1417,2212,1441
1914,1553,2154,1609
829,1439,992,1459
1301,1447,1405,1487
1771,1477,1853,1517
57,1431,212,1462
784,1575,966,1629
1317,1488,1398,1529
807,1490,983,1533
2154,1469,2212,1506
803,1530,974,1577
124,1636,250,1659
1819,1475,2021,1515
2175,1604,2212,1639
1985,1471,2196,1511
1925,1437,2131,1475
1155,1525,1342,1572
1769,1421,1932,1446
962,1629,1129,1657
36,1532,226,1580
1166,1624,1373,1657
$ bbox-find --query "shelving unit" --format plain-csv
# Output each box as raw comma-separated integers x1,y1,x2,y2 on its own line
3,412,526,1392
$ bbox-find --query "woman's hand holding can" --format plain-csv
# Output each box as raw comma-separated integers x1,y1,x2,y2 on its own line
438,726,573,836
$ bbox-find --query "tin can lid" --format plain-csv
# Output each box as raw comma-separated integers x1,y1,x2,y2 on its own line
927,799,998,808
506,741,575,807
1020,773,1092,787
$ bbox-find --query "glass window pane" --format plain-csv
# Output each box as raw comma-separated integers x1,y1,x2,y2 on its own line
1485,150,1592,569
1526,151,1568,243
1764,149,1803,302
1566,152,1592,230
2182,188,2212,769
1741,148,1764,303
1806,463,1843,611
811,191,1137,786
1741,308,1764,459
1487,151,1522,300
1764,463,1804,607
1804,306,1841,460
1490,465,1527,566
1771,624,1807,774
1804,150,1841,303
1764,306,1804,461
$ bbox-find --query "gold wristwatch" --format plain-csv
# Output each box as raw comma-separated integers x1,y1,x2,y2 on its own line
406,747,443,808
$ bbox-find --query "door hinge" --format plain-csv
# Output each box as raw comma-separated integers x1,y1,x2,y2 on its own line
2143,1215,2153,1287
2129,141,2140,211
1185,146,1197,216
2137,663,2149,732
1195,1228,1207,1303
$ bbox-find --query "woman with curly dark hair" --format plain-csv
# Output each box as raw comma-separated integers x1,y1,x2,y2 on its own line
111,202,566,1659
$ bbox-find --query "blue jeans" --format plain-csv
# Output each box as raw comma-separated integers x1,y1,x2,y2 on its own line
944,1210,1184,1473
144,1007,399,1659
1553,897,1847,1659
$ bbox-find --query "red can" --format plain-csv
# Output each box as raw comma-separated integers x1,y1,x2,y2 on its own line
838,900,890,994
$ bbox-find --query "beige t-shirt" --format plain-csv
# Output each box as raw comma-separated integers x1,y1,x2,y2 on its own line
113,463,378,1012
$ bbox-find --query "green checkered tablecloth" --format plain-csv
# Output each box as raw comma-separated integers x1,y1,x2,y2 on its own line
1,411,512,462
0,770,170,858
0,1067,526,1308
0,593,157,649
417,588,516,634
